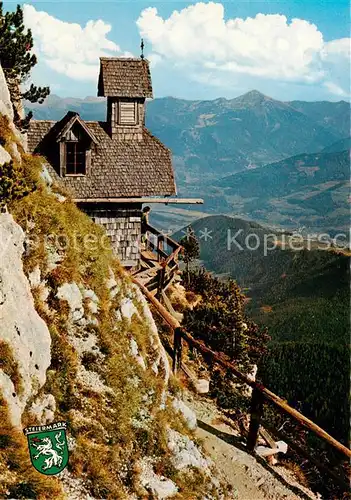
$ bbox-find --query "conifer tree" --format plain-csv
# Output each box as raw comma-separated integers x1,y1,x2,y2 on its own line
183,268,270,412
0,2,50,127
180,226,200,280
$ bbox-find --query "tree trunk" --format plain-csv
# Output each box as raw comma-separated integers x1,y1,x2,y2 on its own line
5,74,25,124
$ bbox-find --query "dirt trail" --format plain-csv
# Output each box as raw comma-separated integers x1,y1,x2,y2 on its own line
184,392,320,500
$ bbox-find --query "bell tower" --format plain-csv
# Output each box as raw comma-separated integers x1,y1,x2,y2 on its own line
97,46,153,141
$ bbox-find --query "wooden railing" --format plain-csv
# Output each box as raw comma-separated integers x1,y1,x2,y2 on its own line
132,280,351,492
175,329,350,451
142,223,183,296
145,223,180,257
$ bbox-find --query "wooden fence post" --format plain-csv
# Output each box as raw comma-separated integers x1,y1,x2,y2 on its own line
247,387,264,452
157,235,164,262
172,328,179,374
173,328,183,374
156,263,166,299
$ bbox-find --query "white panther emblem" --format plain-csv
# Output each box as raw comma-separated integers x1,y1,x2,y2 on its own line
31,432,65,471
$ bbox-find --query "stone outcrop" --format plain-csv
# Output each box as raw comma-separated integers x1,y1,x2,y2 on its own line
0,213,51,426
0,145,11,166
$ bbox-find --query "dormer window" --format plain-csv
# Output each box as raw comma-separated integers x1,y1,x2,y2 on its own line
117,101,137,125
66,142,86,175
55,112,98,177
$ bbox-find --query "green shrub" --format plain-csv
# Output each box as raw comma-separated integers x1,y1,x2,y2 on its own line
183,268,269,369
182,268,269,417
0,152,41,207
0,115,40,207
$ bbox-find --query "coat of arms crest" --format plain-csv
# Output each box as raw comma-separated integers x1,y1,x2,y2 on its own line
24,421,69,475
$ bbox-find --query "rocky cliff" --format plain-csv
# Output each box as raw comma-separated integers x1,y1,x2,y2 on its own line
0,65,225,499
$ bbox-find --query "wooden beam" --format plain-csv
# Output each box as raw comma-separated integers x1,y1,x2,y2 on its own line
156,264,166,300
262,421,349,489
259,426,277,449
161,290,183,323
146,223,181,251
164,246,182,267
172,328,183,374
146,240,169,260
160,332,200,385
131,277,180,330
75,197,204,204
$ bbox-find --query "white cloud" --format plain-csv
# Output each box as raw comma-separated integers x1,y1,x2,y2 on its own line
323,81,348,97
322,38,350,61
137,2,350,97
23,4,132,81
22,2,349,99
321,38,350,97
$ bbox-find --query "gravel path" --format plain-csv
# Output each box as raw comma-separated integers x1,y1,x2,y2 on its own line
184,392,320,500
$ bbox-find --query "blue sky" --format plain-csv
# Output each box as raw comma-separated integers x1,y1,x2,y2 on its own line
3,1,350,101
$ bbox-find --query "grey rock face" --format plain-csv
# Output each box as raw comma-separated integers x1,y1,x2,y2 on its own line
0,213,51,426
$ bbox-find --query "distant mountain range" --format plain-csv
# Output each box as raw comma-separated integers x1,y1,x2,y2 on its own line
25,91,350,232
26,91,350,176
26,94,106,121
146,91,349,180
212,149,350,231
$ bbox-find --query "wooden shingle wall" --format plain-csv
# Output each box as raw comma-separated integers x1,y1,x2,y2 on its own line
83,205,142,267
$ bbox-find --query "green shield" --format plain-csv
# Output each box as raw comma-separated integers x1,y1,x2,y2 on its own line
24,421,69,475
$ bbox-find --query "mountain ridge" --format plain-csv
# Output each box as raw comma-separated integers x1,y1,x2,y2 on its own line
26,93,350,170
27,90,350,108
25,92,350,232
209,149,350,231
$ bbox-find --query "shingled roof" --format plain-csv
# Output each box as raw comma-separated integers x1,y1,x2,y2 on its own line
27,114,176,199
98,58,153,98
56,112,98,144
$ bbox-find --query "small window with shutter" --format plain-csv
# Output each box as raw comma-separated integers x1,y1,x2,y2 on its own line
118,101,137,125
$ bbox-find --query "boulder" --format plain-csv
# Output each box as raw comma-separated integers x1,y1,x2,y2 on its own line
195,379,210,394
167,429,212,471
0,145,11,166
139,458,178,498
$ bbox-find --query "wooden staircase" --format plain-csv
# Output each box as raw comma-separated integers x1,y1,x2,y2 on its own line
132,224,182,297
